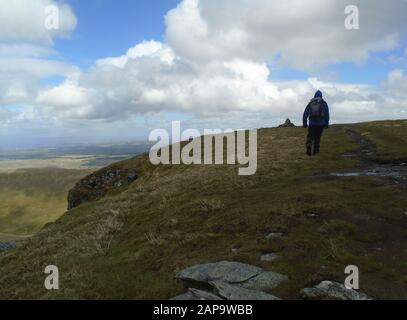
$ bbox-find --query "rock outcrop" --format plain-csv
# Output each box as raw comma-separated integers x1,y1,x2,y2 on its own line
67,166,138,210
300,281,372,300
278,119,295,128
173,261,288,300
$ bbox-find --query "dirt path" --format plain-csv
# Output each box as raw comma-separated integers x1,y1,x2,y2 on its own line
325,128,407,186
322,129,407,298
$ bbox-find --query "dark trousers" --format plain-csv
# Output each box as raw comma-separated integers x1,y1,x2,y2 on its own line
307,125,325,155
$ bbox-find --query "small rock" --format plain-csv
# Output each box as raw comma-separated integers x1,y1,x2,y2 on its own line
300,281,372,300
308,214,319,218
210,280,281,300
176,261,263,283
0,242,17,252
404,212,407,217
231,248,239,253
260,253,278,262
266,232,284,240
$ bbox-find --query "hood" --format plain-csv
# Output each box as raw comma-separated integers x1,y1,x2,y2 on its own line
314,90,323,99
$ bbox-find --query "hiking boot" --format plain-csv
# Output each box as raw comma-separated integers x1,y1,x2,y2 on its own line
314,144,320,155
306,144,313,156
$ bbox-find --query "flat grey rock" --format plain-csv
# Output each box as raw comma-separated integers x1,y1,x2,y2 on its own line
238,271,288,292
210,280,281,300
260,253,278,262
176,261,263,283
300,281,372,300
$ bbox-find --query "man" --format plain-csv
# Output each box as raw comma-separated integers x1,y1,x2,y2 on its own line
303,90,330,156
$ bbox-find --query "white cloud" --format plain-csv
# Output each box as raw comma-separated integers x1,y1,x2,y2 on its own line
36,81,97,109
96,41,175,68
0,0,77,43
2,0,407,134
0,43,55,58
165,0,407,70
34,39,407,124
0,1,77,107
0,51,78,105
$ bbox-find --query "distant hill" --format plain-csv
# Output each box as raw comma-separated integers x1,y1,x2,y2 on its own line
0,120,406,299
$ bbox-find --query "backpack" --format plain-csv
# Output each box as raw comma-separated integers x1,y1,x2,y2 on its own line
309,98,325,120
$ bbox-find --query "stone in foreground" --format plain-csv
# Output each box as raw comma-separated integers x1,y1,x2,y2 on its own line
238,271,288,292
210,281,280,300
171,289,223,300
176,261,263,283
300,281,372,300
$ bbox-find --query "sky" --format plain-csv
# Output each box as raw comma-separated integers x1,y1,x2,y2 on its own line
0,0,407,150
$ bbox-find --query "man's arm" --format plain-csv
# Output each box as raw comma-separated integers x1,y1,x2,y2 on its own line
303,104,310,128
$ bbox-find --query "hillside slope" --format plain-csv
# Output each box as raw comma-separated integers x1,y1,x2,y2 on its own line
0,120,406,299
0,168,92,238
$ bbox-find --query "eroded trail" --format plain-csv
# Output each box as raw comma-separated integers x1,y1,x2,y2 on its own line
324,128,407,186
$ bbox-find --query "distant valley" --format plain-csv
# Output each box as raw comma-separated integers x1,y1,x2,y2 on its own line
0,142,151,172
0,141,150,240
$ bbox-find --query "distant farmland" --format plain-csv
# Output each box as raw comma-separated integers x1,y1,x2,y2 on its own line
0,142,150,238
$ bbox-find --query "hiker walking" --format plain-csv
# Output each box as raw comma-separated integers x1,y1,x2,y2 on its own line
303,90,330,156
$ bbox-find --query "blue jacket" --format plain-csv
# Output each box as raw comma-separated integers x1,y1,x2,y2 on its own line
303,93,330,127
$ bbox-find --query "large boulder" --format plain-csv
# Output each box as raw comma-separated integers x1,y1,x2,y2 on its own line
300,281,372,300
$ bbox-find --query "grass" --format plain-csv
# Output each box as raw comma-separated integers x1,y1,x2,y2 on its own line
0,120,406,300
0,168,93,236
